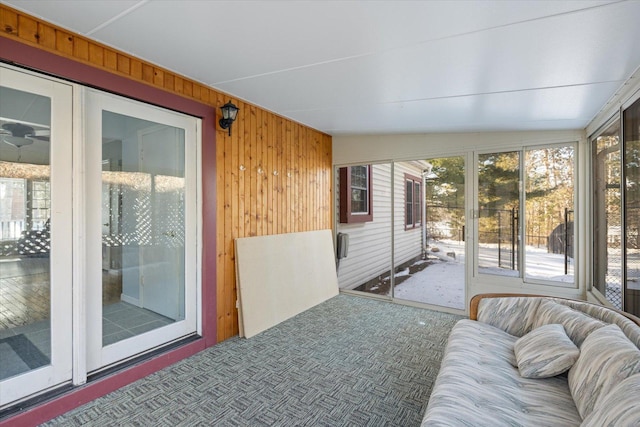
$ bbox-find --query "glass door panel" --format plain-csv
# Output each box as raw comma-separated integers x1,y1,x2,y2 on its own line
593,120,622,308
624,97,640,316
0,67,72,406
336,163,392,297
477,151,520,277
524,146,575,283
86,90,197,372
393,158,465,309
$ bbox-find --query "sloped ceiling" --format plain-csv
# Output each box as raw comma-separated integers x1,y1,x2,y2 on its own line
4,0,640,135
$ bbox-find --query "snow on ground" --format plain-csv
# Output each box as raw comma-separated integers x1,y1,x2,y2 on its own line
394,239,466,310
391,238,576,310
478,242,574,282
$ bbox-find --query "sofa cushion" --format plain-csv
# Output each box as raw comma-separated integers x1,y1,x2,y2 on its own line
534,300,606,347
568,324,640,419
477,297,541,337
514,324,579,379
581,374,640,427
422,319,582,427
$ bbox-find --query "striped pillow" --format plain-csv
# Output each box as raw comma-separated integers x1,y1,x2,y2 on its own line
568,324,640,419
514,324,579,378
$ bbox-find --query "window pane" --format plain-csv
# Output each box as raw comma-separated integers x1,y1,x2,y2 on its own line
478,152,520,277
101,110,185,346
351,188,367,214
395,157,466,309
406,180,413,225
351,166,367,189
593,120,622,308
414,182,421,225
624,98,640,316
524,146,575,283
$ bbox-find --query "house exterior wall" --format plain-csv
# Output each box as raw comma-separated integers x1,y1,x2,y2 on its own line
337,163,392,290
336,162,423,290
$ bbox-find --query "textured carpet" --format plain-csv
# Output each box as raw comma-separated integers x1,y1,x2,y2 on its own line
42,294,464,426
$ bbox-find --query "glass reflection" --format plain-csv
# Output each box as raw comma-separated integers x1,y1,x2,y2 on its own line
101,111,185,346
0,86,51,380
477,152,520,277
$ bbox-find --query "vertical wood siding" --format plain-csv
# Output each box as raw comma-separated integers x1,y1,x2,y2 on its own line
0,4,333,342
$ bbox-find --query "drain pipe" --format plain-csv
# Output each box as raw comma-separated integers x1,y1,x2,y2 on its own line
422,163,438,260
422,169,428,260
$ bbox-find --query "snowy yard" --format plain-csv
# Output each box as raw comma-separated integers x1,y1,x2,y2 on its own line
391,238,576,311
393,240,465,309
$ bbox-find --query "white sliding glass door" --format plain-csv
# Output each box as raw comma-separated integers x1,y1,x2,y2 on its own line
475,144,576,286
0,67,73,405
85,90,198,372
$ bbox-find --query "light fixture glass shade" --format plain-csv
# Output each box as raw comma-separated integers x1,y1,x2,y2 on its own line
219,101,240,136
2,135,33,147
221,101,239,120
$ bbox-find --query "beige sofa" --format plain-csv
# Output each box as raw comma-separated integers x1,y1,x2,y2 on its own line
422,294,640,426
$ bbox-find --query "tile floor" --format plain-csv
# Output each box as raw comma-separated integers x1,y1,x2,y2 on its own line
0,257,173,380
102,301,173,346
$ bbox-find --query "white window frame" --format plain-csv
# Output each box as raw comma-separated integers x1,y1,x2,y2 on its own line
473,141,579,290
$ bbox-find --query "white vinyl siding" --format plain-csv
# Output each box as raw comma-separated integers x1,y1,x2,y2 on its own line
337,163,424,290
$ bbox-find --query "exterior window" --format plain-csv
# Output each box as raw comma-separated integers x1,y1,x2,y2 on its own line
477,143,576,285
592,119,622,309
339,165,373,223
624,96,640,315
405,174,422,229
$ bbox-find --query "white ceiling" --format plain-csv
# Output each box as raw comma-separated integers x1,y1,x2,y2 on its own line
4,0,640,135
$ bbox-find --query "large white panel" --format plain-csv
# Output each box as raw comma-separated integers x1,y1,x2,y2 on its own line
235,230,339,338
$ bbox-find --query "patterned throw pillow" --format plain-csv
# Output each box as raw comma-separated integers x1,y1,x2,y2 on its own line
568,324,640,419
581,374,640,427
514,324,579,378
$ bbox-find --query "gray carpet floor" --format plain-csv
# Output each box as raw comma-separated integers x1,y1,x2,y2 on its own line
42,294,464,427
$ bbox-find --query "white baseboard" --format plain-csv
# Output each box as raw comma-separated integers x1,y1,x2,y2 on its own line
120,293,141,307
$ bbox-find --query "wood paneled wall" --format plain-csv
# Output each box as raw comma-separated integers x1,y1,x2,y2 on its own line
0,4,333,342
216,102,332,340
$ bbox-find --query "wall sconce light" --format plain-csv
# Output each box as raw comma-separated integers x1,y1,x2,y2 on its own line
219,101,239,136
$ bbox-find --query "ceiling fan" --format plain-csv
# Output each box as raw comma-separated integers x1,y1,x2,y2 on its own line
0,122,50,147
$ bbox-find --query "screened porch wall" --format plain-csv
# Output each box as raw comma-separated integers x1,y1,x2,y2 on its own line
334,130,588,307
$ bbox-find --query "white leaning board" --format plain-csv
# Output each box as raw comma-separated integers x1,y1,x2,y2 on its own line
235,229,339,338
